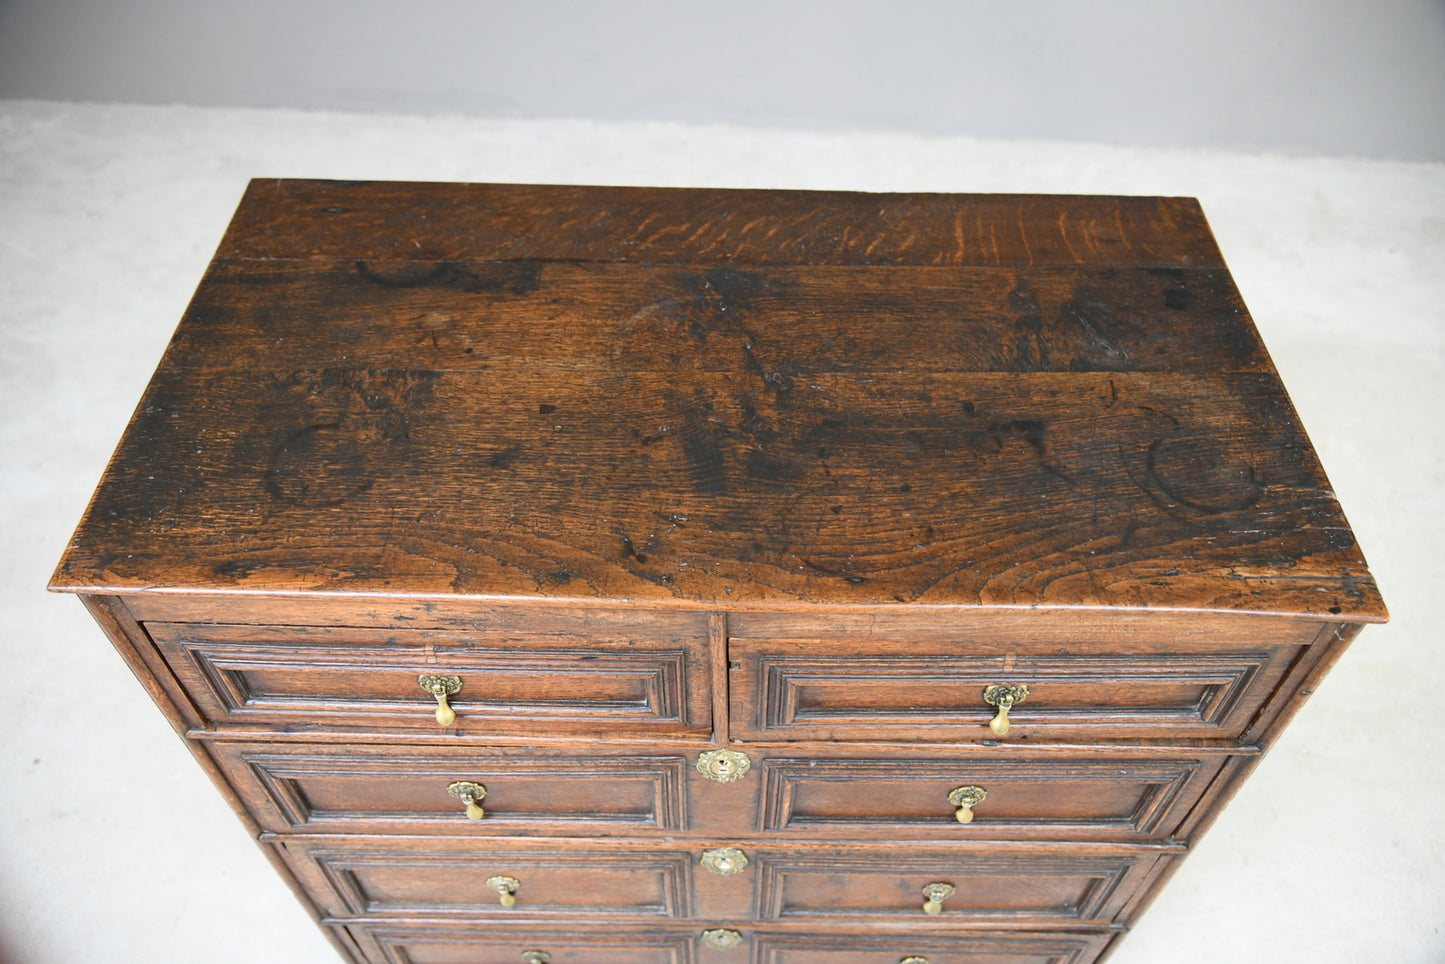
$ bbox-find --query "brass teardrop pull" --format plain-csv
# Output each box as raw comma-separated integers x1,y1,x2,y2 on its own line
900,957,931,964
521,952,550,964
486,874,520,907
921,882,955,915
447,781,487,820
418,674,461,726
982,683,1028,736
947,785,987,823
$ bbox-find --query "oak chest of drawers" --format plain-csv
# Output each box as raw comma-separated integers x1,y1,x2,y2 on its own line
52,180,1386,963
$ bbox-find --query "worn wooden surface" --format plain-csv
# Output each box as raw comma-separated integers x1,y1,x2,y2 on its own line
156,260,1270,373
52,181,1382,620
216,181,1226,267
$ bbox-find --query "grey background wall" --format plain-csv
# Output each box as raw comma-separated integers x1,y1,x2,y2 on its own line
2,0,1443,161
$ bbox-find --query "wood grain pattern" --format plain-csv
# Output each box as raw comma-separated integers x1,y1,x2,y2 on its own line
52,180,1382,620
158,260,1268,374
54,365,1380,618
218,181,1225,267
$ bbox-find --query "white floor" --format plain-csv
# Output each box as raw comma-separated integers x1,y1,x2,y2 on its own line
0,100,1440,963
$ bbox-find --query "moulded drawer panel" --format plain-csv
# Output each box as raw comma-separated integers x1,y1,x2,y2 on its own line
754,931,1112,964
731,637,1299,742
340,924,1112,964
148,622,710,737
756,752,1228,841
343,923,698,964
278,838,695,920
209,741,694,835
753,848,1164,925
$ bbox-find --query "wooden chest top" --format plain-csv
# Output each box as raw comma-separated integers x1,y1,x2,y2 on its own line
52,180,1384,621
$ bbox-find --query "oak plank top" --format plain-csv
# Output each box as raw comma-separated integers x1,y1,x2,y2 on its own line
52,180,1385,621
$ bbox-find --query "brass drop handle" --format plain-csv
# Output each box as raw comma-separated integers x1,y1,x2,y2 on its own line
948,785,987,823
982,683,1028,736
447,781,487,820
921,882,955,915
486,874,520,907
521,952,550,964
418,674,461,726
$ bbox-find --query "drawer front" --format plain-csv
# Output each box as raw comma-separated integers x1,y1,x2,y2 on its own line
755,752,1227,841
753,931,1112,964
211,741,1222,842
210,742,694,835
343,924,698,964
752,848,1164,925
341,924,1112,964
278,838,695,920
149,622,710,737
731,637,1298,741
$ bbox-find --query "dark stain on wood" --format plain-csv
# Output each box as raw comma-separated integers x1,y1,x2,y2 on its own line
254,369,436,509
354,259,542,295
677,399,729,496
1143,437,1264,515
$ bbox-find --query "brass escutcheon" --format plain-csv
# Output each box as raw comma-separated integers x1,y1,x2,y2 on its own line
447,781,487,820
700,928,744,950
521,953,550,964
900,958,931,964
921,881,955,915
486,874,520,907
982,683,1028,736
418,674,462,726
700,847,749,876
947,785,987,823
695,749,752,783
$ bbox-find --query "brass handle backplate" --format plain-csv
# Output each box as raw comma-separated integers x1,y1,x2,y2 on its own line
700,928,744,950
900,958,931,964
982,683,1028,735
418,674,462,726
700,847,749,876
921,881,955,915
696,749,752,783
447,781,487,820
948,785,987,823
486,874,520,907
521,953,551,964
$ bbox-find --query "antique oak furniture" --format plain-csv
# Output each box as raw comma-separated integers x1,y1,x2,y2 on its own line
52,180,1386,963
